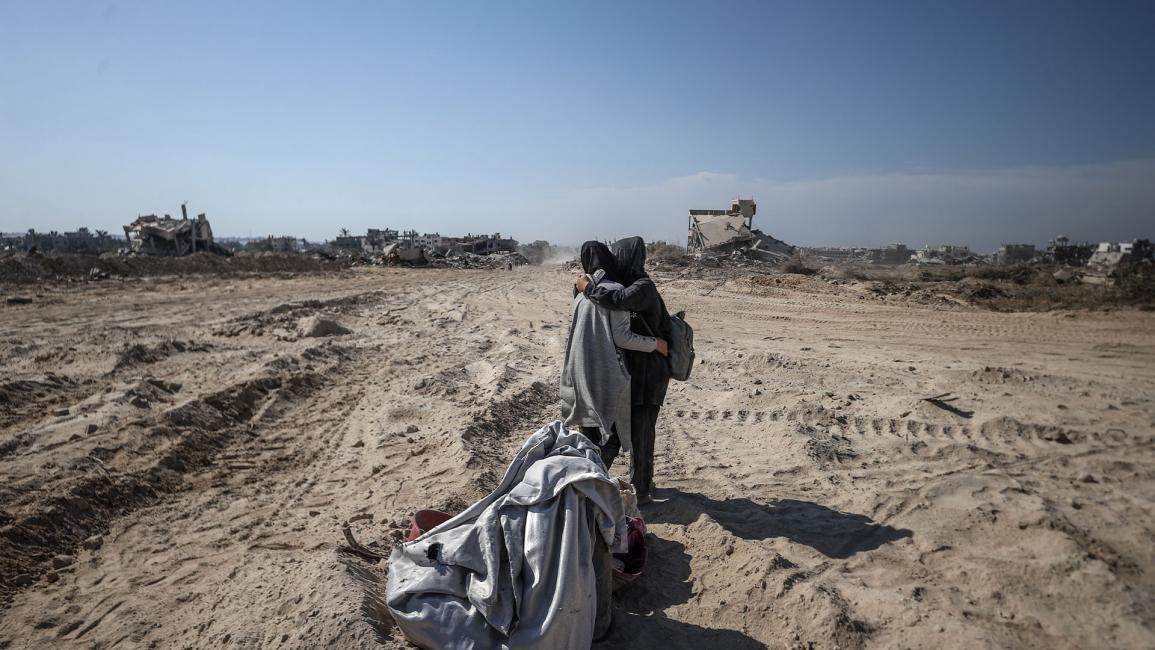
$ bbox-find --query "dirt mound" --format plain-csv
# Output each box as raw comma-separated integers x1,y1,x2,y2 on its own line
298,316,352,338
112,339,211,371
0,374,82,429
0,371,322,606
0,251,349,284
460,381,559,490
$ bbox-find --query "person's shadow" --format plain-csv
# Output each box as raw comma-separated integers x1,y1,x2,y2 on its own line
648,488,912,559
596,535,769,649
595,491,910,648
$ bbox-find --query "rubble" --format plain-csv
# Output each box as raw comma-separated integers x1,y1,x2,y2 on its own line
912,245,981,265
123,203,230,257
434,250,528,270
686,198,795,264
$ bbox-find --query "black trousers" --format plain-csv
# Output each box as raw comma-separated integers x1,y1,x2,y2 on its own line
593,405,660,499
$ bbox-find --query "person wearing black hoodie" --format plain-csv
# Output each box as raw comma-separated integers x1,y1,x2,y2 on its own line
575,236,670,505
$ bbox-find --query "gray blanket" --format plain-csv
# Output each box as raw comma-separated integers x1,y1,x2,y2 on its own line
386,421,626,649
560,273,656,451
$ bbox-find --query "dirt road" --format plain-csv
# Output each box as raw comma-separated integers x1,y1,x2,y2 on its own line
1,267,1153,649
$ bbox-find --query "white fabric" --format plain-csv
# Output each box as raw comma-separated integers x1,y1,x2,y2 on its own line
386,421,626,649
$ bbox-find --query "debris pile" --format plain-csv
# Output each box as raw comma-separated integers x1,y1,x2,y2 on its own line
123,203,230,257
434,251,529,269
686,198,796,264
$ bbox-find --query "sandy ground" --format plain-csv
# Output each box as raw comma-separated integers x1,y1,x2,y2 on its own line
1,266,1153,649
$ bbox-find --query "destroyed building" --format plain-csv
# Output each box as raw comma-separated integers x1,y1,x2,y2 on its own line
1088,239,1153,272
453,233,519,255
123,204,227,256
686,198,794,263
1045,236,1094,266
329,228,517,257
912,244,978,265
994,243,1036,265
870,243,912,265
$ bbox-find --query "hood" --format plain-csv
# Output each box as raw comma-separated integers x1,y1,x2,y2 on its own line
580,241,619,281
612,237,647,283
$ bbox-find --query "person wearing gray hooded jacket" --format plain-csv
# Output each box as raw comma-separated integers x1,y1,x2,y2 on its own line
560,241,667,450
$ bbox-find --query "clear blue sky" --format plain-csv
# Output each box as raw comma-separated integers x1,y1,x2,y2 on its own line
2,1,1153,251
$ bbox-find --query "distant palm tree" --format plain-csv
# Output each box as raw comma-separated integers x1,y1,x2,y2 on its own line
339,228,350,238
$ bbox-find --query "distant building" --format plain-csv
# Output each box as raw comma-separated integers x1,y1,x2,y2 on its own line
872,243,911,265
1045,236,1094,266
994,243,1036,265
246,236,301,253
454,233,518,255
1089,239,1153,272
9,227,118,252
687,199,757,252
123,204,226,256
913,244,975,265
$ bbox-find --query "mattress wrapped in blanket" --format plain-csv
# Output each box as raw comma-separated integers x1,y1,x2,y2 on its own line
386,421,626,649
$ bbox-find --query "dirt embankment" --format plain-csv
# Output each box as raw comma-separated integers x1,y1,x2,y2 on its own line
0,251,351,285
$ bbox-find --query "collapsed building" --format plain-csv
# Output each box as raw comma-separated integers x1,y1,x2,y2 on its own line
1089,239,1153,272
994,243,1037,265
1045,236,1094,266
330,228,517,257
686,198,794,263
123,204,228,256
912,244,979,265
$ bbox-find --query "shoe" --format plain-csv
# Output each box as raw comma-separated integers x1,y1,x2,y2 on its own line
636,493,653,507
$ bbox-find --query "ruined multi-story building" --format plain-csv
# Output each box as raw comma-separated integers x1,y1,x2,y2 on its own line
913,245,976,265
1045,236,1095,266
123,204,225,256
994,243,1037,265
686,198,794,262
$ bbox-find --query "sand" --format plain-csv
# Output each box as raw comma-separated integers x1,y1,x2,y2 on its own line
1,266,1152,649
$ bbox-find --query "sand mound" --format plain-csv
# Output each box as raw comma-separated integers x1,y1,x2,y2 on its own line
299,316,351,338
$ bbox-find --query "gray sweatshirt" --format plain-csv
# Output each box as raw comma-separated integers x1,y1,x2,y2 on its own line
560,274,657,451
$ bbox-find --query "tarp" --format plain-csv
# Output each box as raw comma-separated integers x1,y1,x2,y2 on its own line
386,421,626,649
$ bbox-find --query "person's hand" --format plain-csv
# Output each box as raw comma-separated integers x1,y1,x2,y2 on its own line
575,274,591,293
655,338,669,356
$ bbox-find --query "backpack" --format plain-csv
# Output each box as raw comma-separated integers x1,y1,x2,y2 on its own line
665,310,695,381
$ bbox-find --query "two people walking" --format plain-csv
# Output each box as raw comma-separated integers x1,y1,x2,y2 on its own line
560,237,671,506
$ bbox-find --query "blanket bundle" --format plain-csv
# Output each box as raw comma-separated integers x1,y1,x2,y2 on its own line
386,421,626,649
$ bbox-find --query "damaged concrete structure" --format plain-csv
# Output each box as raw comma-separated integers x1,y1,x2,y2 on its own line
686,198,794,263
913,245,978,265
124,204,227,256
1089,239,1153,272
1045,236,1095,266
995,244,1036,265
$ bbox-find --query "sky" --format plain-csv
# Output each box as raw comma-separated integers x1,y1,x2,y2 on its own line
1,0,1153,252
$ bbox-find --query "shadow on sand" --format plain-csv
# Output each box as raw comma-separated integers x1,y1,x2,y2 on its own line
596,535,768,649
648,488,913,559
